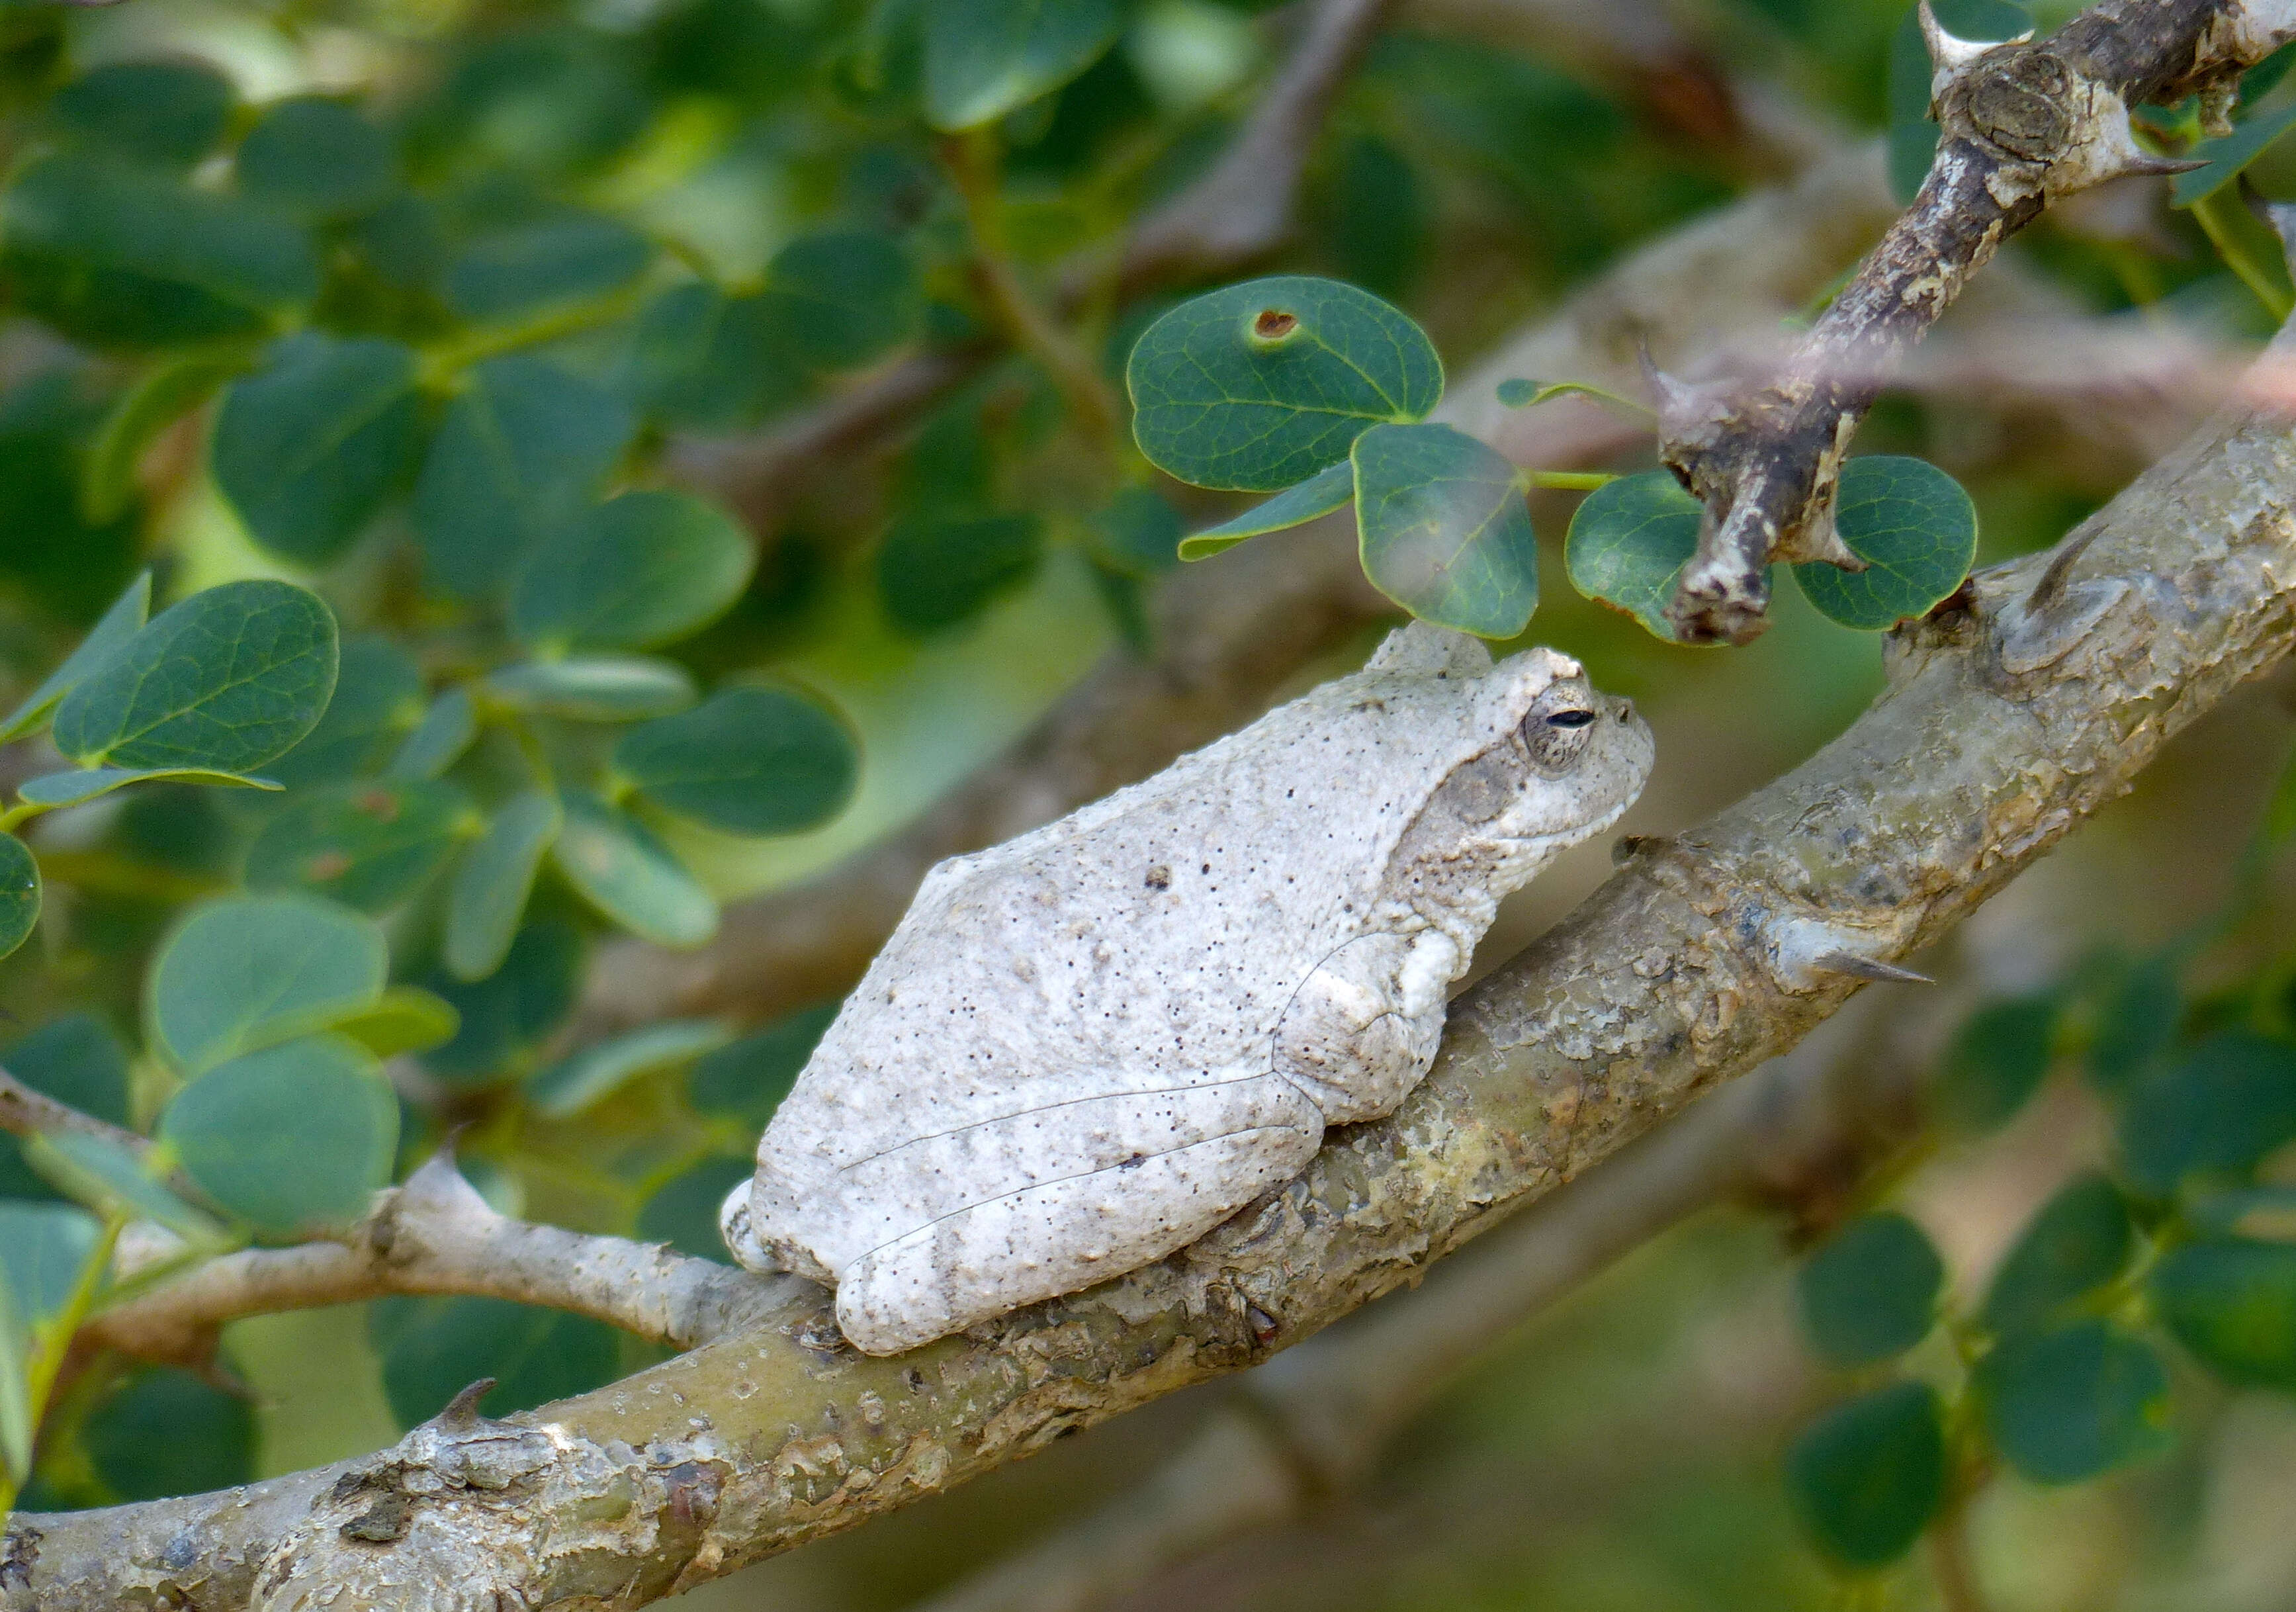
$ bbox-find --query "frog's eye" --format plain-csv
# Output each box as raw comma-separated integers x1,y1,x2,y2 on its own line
1519,701,1596,772
1546,709,1597,728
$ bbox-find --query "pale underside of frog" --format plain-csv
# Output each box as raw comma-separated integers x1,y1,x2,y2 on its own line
720,621,1656,1355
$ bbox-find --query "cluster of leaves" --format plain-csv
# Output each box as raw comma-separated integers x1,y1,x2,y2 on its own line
1781,790,2296,1580
1126,275,1980,642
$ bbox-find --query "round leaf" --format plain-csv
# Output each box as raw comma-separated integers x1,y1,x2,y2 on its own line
511,491,754,653
53,62,234,169
1351,422,1538,639
163,1034,398,1234
1564,470,1710,643
244,779,474,913
877,514,1043,633
444,214,650,324
688,1002,835,1126
264,633,423,789
85,1368,255,1503
0,834,36,962
1976,1320,2171,1484
148,893,387,1075
551,791,718,947
1933,994,2059,1134
1786,1382,1946,1568
2152,1238,2296,1390
638,1156,754,1263
211,334,425,566
1797,1211,1943,1367
1127,276,1444,492
924,0,1122,130
527,1018,730,1118
421,922,586,1084
760,230,919,372
52,579,339,774
446,790,562,983
1982,1173,2133,1337
615,686,857,837
235,97,395,220
2120,1031,2296,1194
1790,456,1976,631
480,657,698,722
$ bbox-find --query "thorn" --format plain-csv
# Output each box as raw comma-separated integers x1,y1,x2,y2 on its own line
1774,508,1866,571
2025,523,2101,611
1812,951,1934,985
433,1378,498,1430
1920,0,2024,84
1636,343,1714,425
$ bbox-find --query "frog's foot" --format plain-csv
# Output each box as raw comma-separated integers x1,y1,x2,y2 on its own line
1274,928,1460,1124
718,1177,837,1284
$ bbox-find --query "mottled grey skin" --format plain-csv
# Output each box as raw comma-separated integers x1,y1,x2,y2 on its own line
723,623,1654,1353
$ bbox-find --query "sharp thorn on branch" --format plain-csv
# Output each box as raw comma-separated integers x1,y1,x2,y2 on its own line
1918,0,2024,89
1810,952,1935,985
433,1378,499,1431
2025,523,2103,611
1774,508,1865,571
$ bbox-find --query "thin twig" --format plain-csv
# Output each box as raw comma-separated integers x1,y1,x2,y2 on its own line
0,1065,151,1162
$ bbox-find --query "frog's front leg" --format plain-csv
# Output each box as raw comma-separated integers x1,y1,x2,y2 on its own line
1273,928,1462,1124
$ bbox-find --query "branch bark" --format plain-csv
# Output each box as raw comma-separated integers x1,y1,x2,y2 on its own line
1655,0,2296,644
15,253,2296,1612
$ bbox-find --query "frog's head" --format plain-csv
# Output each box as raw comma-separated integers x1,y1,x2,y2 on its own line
1373,625,1654,905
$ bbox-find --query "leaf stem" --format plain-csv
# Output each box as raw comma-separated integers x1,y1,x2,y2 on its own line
2190,188,2295,320
1501,380,1655,419
1927,1494,1994,1612
942,130,1125,454
1526,470,1620,491
418,287,647,388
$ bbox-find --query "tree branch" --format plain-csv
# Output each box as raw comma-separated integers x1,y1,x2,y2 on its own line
1654,0,2296,644
0,1065,150,1162
15,243,2296,1611
83,1153,781,1368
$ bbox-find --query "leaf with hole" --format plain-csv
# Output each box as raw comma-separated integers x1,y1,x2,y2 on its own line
527,1018,730,1118
551,791,718,947
413,355,637,602
615,686,857,837
923,0,1123,129
1982,1173,2132,1337
148,893,388,1075
1180,462,1355,561
0,835,38,962
0,571,150,744
1797,1212,1943,1366
244,778,474,913
1564,471,1710,642
1786,1382,1945,1568
1976,1320,2170,1484
480,657,698,721
445,790,562,982
1790,457,1976,631
1128,276,1444,492
511,492,754,653
1351,422,1538,638
52,580,339,774
2152,1238,2296,1390
162,1034,398,1235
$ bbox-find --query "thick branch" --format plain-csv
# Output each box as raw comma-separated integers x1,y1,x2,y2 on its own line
1657,0,2296,644
16,260,2296,1612
0,1065,150,1161
85,1154,781,1366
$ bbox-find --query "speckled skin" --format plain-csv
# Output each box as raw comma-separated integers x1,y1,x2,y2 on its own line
721,623,1654,1353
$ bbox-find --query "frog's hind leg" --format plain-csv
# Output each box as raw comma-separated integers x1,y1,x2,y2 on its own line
1274,928,1462,1124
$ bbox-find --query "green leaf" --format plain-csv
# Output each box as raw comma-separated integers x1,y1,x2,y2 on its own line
878,514,1043,633
1564,471,1708,643
244,779,475,913
52,579,340,774
236,97,396,221
84,1368,255,1503
923,0,1122,129
53,62,234,169
162,1034,398,1235
3,1014,130,1128
371,1295,620,1427
17,767,280,809
2119,1032,2296,1195
615,283,807,431
511,491,754,653
1933,994,2059,1134
1982,1173,2133,1337
0,1269,21,1485
443,214,651,324
328,986,461,1059
551,791,719,947
2152,1238,2296,1391
2174,101,2296,207
1786,1382,1946,1568
384,688,478,782
1351,422,1538,639
637,1156,754,1263
21,1131,228,1248
148,893,388,1075
1092,486,1186,576
1790,457,1976,631
0,571,150,744
0,1201,103,1327
615,687,858,837
421,922,585,1083
1179,461,1355,560
412,355,637,602
2188,1185,2296,1241
0,834,39,963
688,1001,835,1126
265,634,425,789
82,352,248,524
480,657,698,721
212,334,425,566
445,790,561,983
1797,1212,1944,1367
2088,951,2180,1095
1328,134,1427,300
527,1018,730,1118
760,230,921,371
1976,1320,2171,1484
1128,276,1444,492
2,154,319,349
